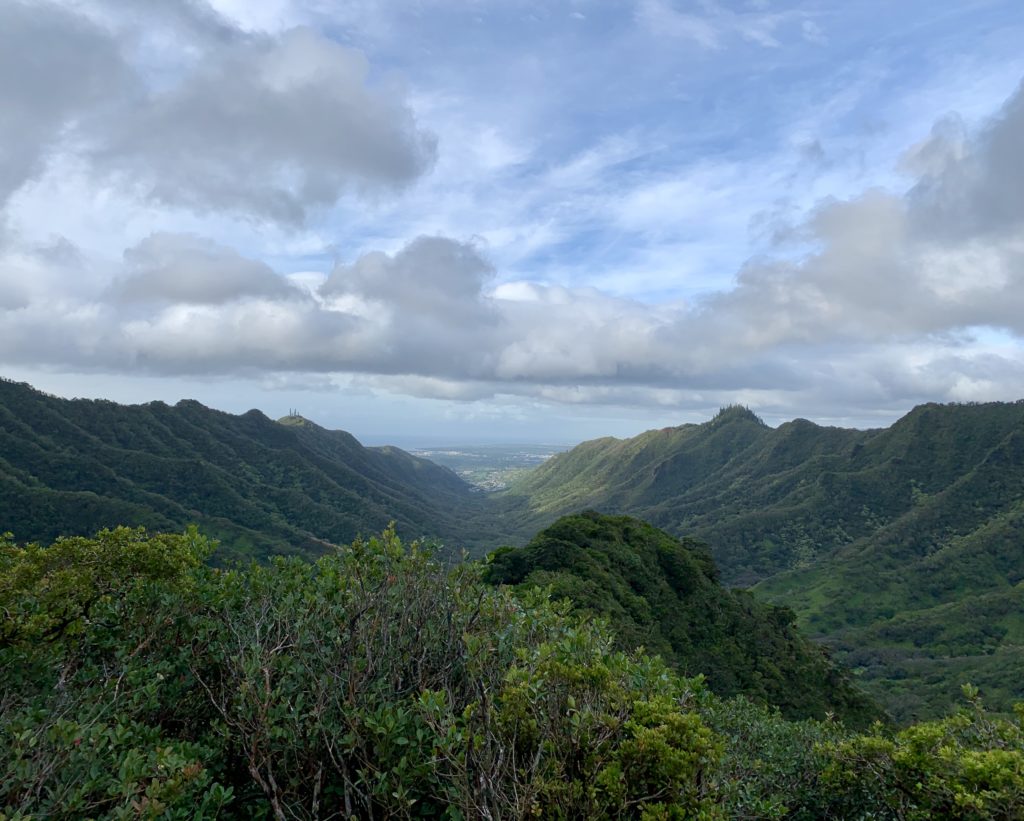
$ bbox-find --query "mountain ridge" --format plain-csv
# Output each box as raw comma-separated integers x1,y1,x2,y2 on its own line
6,376,1024,718
0,378,495,559
508,399,1024,583
505,398,1024,718
484,511,881,727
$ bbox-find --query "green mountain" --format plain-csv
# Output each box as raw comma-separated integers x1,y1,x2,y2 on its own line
755,419,1024,720
506,401,1024,718
510,402,1024,586
7,374,1023,721
484,511,881,727
0,378,496,559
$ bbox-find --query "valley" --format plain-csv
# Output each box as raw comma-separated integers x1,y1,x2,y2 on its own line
503,402,1024,721
409,444,569,492
5,379,1024,817
3,378,1024,723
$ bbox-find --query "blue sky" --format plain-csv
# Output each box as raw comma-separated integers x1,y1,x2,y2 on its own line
2,0,1024,443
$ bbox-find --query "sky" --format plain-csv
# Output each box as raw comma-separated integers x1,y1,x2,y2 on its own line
2,0,1024,445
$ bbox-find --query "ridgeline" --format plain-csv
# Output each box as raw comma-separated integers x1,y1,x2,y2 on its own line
5,377,1024,719
0,378,498,560
484,511,880,727
505,401,1024,719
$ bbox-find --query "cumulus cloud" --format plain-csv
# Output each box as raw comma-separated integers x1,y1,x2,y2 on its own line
906,82,1024,240
318,236,500,377
693,80,1024,346
0,1,132,207
1,75,1023,417
322,236,493,320
0,236,104,311
121,299,359,374
90,26,437,223
113,233,303,304
0,1,436,225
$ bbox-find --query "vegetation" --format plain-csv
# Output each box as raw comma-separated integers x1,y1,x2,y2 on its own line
484,512,879,727
0,378,502,561
4,527,1024,819
507,402,1024,719
509,403,1024,584
5,375,1024,723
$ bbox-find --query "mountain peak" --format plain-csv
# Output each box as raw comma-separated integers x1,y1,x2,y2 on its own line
278,413,312,427
708,404,766,427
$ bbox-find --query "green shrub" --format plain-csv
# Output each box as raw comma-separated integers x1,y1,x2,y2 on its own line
1,527,725,820
824,686,1024,819
3,527,1023,820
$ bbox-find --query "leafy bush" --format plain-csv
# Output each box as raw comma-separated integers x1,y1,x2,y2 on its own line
3,527,1023,820
823,685,1024,819
1,527,722,819
484,512,880,727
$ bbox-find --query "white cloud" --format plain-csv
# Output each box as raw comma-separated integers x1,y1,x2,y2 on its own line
90,26,437,224
0,2,436,228
113,233,304,304
3,0,1024,434
6,76,1024,410
907,80,1024,240
0,1,132,207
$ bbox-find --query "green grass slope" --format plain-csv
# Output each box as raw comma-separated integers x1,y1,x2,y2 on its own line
507,401,1024,718
509,402,1024,584
484,511,881,727
756,424,1024,720
0,378,495,559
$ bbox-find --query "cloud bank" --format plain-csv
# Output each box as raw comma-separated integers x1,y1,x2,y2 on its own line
2,73,1022,398
1,0,1023,425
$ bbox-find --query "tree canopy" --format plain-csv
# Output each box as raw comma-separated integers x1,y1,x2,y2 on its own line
4,526,1024,819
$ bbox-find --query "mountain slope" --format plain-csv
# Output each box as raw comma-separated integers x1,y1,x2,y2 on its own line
755,425,1024,720
506,401,1024,718
509,402,1024,586
484,511,881,727
0,378,493,558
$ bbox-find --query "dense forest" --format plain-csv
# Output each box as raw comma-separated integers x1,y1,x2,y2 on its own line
0,378,502,561
4,377,1024,781
483,512,878,727
4,525,1024,819
511,403,1024,584
507,402,1024,720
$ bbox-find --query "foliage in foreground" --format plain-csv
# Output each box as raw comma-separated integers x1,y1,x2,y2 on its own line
484,512,879,727
3,528,1024,820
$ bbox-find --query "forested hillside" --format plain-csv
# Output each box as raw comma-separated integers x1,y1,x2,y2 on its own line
484,512,880,727
6,376,1024,722
5,526,1023,820
507,401,1024,719
510,402,1024,585
755,425,1024,720
0,379,497,559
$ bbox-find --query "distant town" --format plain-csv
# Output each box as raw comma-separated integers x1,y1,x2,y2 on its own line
411,444,569,491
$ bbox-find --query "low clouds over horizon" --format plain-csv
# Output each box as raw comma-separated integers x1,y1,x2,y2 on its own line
2,0,1024,437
